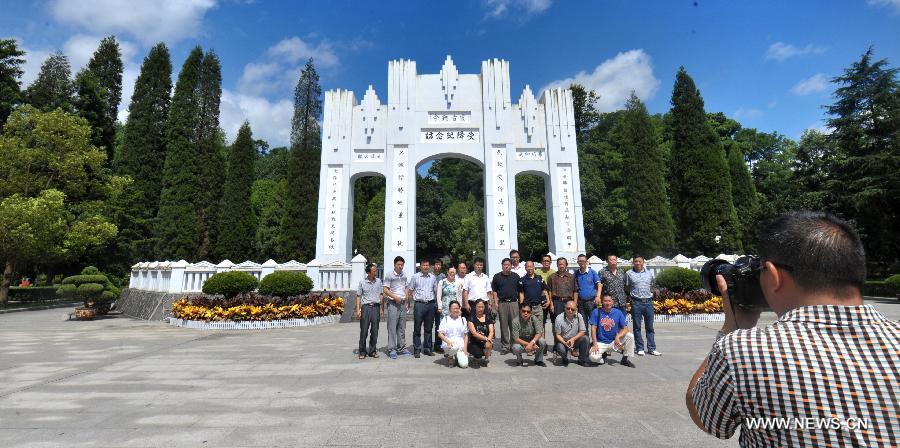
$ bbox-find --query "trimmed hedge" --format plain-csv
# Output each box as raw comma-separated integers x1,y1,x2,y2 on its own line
57,266,121,314
62,275,110,285
257,271,313,297
202,271,259,298
654,267,701,293
864,275,900,297
8,286,60,302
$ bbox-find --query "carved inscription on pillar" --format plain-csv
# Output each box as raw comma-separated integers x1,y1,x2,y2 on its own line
390,146,409,251
324,165,343,255
556,164,577,253
420,128,480,143
492,146,510,250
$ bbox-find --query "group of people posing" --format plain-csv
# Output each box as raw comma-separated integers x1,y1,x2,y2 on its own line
354,250,661,368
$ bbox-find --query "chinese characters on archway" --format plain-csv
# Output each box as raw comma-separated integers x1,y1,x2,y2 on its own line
515,148,545,161
323,166,343,255
492,146,510,250
556,164,577,252
419,128,480,143
353,149,384,162
427,111,472,124
390,147,409,251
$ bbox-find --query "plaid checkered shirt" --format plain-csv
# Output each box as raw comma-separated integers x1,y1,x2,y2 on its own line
692,304,899,447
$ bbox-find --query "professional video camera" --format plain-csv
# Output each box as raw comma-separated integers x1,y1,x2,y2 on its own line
700,256,769,310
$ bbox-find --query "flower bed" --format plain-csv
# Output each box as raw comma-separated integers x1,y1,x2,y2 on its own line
172,293,344,322
622,289,723,315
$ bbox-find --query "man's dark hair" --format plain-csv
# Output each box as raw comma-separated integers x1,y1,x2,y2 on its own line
542,254,552,261
519,302,532,311
601,292,614,300
558,257,568,266
393,256,405,264
577,254,586,259
433,259,442,266
420,258,430,265
366,263,377,274
758,211,866,292
457,261,468,270
474,257,485,265
501,257,512,265
509,249,520,257
633,255,644,261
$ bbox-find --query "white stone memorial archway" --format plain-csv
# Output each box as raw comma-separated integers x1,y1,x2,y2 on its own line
315,56,586,273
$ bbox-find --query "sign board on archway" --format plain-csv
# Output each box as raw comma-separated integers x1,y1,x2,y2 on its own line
315,56,586,273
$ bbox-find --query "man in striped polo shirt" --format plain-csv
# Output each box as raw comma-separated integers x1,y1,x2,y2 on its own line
686,211,899,447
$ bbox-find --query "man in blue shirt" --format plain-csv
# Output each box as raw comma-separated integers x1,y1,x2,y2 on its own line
625,255,659,356
588,293,636,368
574,254,602,329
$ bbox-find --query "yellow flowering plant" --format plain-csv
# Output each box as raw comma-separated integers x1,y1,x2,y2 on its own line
172,294,344,322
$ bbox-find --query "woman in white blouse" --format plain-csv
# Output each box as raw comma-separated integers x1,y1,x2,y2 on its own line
437,301,469,368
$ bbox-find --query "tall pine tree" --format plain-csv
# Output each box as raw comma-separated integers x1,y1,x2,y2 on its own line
216,122,257,261
668,67,741,254
25,51,73,112
278,58,322,261
0,39,26,128
725,143,757,251
73,69,108,150
86,36,123,162
113,43,172,265
196,50,224,259
825,47,900,273
618,93,675,255
156,47,204,261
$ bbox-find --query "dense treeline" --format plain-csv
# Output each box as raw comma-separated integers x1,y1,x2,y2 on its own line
0,38,897,304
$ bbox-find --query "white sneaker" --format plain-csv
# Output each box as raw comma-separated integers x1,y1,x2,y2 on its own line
596,357,605,365
636,350,645,356
649,350,662,356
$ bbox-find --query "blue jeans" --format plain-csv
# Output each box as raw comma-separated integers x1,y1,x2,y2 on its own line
631,298,655,352
413,301,436,352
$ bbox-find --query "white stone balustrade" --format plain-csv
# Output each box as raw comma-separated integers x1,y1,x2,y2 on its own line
128,253,742,294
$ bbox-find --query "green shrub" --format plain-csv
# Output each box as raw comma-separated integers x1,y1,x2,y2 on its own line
57,284,77,299
76,283,105,298
865,275,900,297
9,286,60,302
81,266,100,275
202,271,259,297
654,267,701,292
885,274,900,292
258,271,313,297
62,275,110,285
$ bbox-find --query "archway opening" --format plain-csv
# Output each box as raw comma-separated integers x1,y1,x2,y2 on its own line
414,158,486,266
351,174,386,265
514,173,550,262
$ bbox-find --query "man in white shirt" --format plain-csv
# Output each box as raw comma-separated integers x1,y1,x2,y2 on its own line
509,249,527,277
463,257,492,314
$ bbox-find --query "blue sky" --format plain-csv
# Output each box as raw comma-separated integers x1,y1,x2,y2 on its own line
3,0,899,147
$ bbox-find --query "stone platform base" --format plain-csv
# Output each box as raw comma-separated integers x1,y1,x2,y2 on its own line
652,313,724,323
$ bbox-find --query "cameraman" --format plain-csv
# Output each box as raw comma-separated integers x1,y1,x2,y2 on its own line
685,211,898,447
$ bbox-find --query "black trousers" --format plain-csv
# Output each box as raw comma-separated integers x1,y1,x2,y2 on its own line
554,335,590,363
551,299,567,335
413,301,436,352
358,304,380,355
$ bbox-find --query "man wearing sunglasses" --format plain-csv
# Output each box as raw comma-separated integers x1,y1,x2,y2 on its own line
511,303,546,366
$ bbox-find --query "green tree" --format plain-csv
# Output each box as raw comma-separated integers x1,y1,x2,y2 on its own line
86,36,123,162
570,83,600,138
617,93,675,255
156,47,204,261
0,106,121,302
514,174,549,261
726,143,758,251
113,43,172,265
251,179,284,260
196,51,224,259
0,39,26,127
793,129,833,211
356,189,385,265
825,47,900,273
278,58,322,261
444,196,485,263
24,51,73,112
668,67,741,254
216,122,257,261
73,69,109,150
254,145,290,181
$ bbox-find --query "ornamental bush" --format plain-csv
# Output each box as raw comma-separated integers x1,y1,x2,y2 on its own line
202,271,259,298
653,267,701,293
257,271,313,297
57,266,121,314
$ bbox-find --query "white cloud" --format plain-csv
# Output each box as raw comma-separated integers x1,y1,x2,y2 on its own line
267,37,338,67
765,42,827,61
868,0,900,13
17,40,52,87
220,89,293,147
790,73,829,96
483,0,552,19
542,49,659,112
804,120,833,135
49,0,217,45
733,108,764,120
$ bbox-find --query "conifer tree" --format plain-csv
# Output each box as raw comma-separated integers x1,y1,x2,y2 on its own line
726,143,757,251
216,122,257,261
277,58,322,261
156,47,204,261
0,39,26,128
113,43,172,265
668,67,741,254
25,51,73,112
86,36,123,162
196,50,224,259
618,93,675,255
73,69,108,150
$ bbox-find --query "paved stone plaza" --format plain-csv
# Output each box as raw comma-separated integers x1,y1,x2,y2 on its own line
1,298,897,448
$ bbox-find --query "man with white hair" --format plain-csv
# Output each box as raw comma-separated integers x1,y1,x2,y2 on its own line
589,293,635,367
